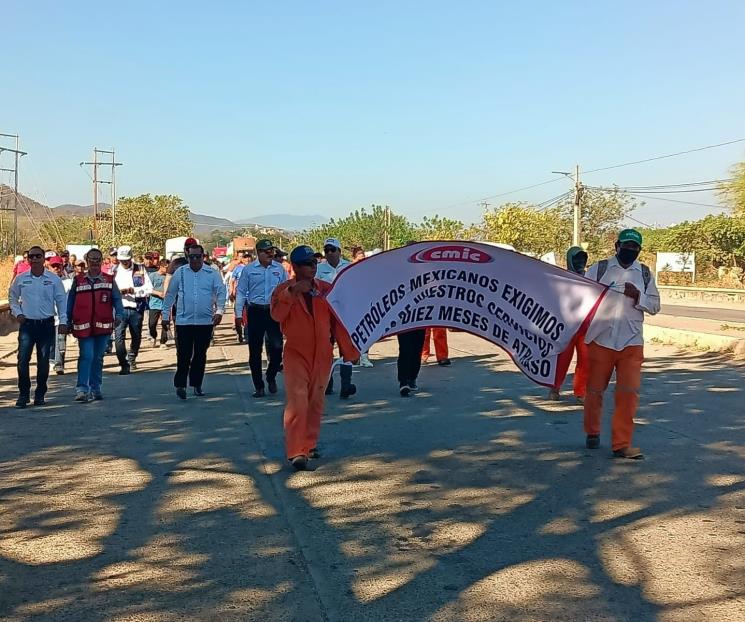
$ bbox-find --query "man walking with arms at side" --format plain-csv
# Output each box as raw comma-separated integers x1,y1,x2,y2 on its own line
583,229,660,459
147,259,169,347
8,246,68,408
235,239,287,397
271,245,359,471
112,245,153,373
162,244,226,399
67,248,125,402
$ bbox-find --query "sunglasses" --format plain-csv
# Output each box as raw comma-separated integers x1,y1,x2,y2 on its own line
297,260,317,267
28,253,43,259
258,248,275,253
188,254,203,259
324,247,339,253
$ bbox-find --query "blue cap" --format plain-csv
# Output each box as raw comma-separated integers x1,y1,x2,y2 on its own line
290,245,316,264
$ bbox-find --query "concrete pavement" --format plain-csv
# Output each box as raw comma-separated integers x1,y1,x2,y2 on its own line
1,321,744,621
661,304,745,324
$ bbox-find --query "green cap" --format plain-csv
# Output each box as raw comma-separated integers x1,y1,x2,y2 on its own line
255,239,274,251
618,229,642,246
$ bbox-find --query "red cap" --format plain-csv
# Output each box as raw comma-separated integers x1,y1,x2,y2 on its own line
47,255,63,266
184,237,198,248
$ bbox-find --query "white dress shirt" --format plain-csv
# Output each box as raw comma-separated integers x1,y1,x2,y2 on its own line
316,257,351,283
162,264,227,325
9,269,68,324
584,256,661,351
113,264,153,309
234,260,287,317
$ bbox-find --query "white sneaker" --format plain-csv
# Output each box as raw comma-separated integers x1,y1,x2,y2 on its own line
359,353,374,368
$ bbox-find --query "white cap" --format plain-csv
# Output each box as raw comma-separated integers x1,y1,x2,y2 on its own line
323,237,341,250
44,250,56,259
117,245,133,260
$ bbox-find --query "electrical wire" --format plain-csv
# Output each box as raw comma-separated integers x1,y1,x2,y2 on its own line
627,193,725,210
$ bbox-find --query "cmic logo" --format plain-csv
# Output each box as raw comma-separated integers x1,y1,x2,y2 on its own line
409,245,493,264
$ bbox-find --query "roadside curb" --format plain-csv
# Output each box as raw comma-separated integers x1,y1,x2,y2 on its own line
645,324,745,358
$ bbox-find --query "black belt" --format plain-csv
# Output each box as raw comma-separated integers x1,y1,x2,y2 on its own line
248,303,271,310
24,317,54,325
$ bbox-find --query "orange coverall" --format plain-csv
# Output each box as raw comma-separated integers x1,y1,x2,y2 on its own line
421,327,449,361
271,279,359,459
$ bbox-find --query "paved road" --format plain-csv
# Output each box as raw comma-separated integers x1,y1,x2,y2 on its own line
661,304,745,324
1,321,744,621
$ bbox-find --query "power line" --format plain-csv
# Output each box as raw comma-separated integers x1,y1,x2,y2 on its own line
583,138,745,175
627,193,725,209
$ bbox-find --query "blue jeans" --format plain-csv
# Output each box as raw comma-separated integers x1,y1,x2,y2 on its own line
77,334,110,394
115,308,144,368
17,319,55,399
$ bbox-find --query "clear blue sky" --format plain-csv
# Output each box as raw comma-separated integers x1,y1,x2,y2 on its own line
2,0,744,226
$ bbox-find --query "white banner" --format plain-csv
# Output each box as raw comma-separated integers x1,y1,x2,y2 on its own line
326,242,607,386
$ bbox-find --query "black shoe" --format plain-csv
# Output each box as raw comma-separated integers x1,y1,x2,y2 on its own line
437,358,452,366
309,448,320,459
400,385,411,397
253,388,266,398
408,382,419,392
586,435,600,449
193,387,205,397
238,335,244,344
54,367,65,375
33,396,45,406
15,396,29,409
267,379,278,394
290,455,308,471
119,366,131,375
176,387,187,400
92,392,104,401
340,383,357,399
325,384,334,396
129,361,137,370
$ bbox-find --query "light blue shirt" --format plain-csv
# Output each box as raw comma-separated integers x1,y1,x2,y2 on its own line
162,264,227,325
235,260,287,316
316,258,351,283
9,269,68,324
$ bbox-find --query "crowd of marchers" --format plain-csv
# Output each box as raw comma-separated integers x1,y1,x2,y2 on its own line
8,228,658,469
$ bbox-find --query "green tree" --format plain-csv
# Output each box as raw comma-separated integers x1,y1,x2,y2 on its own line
301,205,415,252
97,194,192,256
414,215,468,240
39,215,94,249
718,161,745,215
479,202,570,257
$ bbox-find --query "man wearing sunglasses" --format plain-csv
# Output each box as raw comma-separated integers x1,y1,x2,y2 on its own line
8,246,69,408
162,244,226,399
316,237,357,398
271,245,359,470
235,239,288,397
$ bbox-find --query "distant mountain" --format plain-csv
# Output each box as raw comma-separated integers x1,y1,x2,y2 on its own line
237,214,328,231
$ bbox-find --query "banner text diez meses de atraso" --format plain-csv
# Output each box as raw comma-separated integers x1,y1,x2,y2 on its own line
325,242,607,386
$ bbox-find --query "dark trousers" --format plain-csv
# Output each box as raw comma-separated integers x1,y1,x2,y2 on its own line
115,308,144,368
148,310,167,343
17,319,55,399
174,324,213,388
397,329,426,387
245,305,283,390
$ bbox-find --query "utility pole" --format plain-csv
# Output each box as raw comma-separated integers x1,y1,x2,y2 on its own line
552,165,583,247
0,133,28,256
80,147,122,241
383,205,391,251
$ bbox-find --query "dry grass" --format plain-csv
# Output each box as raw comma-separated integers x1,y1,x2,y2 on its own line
1,257,14,300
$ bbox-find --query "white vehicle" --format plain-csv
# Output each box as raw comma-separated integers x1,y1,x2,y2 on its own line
66,244,97,258
165,236,197,260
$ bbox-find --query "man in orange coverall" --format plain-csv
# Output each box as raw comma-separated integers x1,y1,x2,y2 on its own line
271,245,359,471
421,328,451,366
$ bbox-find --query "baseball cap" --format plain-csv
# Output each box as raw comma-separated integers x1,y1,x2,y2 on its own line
323,237,341,250
75,259,86,266
47,255,63,266
184,237,198,249
117,245,133,260
290,245,317,264
256,239,274,251
44,250,56,259
618,229,643,246
144,251,160,260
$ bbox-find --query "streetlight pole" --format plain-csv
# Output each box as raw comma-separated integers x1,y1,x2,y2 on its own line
0,133,28,256
552,165,583,247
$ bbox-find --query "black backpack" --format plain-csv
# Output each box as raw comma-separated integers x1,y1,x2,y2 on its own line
596,259,651,291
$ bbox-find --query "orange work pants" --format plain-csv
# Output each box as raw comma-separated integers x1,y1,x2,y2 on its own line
283,353,329,460
422,328,449,361
583,343,644,451
552,338,588,397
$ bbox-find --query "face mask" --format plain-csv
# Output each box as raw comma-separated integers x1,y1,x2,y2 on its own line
572,257,587,275
617,248,640,266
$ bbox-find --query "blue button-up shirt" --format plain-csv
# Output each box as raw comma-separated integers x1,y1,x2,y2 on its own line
162,264,227,325
9,269,68,324
235,260,287,317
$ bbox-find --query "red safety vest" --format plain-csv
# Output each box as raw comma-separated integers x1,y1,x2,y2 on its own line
72,273,116,338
